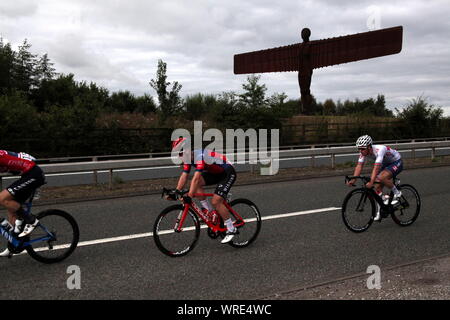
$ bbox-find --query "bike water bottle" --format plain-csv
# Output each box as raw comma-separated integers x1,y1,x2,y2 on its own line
0,218,14,233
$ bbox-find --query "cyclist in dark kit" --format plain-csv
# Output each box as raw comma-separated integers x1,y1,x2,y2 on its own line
169,138,238,244
0,150,46,257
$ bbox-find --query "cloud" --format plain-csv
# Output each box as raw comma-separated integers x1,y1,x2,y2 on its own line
0,0,448,115
0,0,38,18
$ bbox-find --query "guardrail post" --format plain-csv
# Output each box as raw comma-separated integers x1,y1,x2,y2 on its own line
331,153,336,169
249,148,254,174
411,148,416,159
93,156,98,185
431,147,435,160
109,169,113,190
311,145,315,167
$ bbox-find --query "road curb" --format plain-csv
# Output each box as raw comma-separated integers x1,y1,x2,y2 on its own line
257,252,450,300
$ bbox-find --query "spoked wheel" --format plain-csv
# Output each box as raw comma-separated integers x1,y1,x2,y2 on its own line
391,184,421,226
153,205,200,257
226,199,261,248
26,209,79,264
342,189,375,233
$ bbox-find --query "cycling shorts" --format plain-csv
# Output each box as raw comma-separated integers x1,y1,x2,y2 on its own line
201,166,236,199
380,159,403,178
6,165,46,203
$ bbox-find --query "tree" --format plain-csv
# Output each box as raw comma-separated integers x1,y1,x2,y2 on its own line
395,96,444,137
0,38,15,94
12,39,38,93
149,59,182,121
135,94,157,114
35,53,57,83
322,99,336,115
238,75,267,109
109,90,138,113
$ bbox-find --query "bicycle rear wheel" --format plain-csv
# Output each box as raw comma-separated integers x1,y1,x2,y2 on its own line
391,184,421,226
226,199,261,248
153,205,200,257
342,189,375,233
26,209,79,264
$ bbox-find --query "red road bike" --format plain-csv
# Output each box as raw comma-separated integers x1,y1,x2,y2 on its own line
153,188,261,257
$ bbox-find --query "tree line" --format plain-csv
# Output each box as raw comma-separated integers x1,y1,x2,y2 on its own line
0,38,447,157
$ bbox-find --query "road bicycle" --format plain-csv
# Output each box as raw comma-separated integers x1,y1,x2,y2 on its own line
153,188,262,257
0,189,79,263
341,176,421,233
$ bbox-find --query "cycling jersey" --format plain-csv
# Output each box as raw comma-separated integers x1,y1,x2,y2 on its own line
182,149,233,174
358,145,401,166
0,150,36,175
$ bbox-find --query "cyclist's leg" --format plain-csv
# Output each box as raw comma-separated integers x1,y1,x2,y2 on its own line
0,189,23,256
378,160,403,189
378,160,403,204
4,167,46,236
193,174,207,200
377,169,394,189
212,195,229,219
212,168,236,229
195,173,214,212
0,189,21,224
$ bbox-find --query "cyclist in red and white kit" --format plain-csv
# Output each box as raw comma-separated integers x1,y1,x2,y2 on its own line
0,150,46,256
347,135,403,221
170,138,238,243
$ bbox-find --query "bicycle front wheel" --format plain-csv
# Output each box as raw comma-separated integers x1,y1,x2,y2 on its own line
153,205,200,257
342,189,375,233
26,209,79,264
391,184,421,226
227,199,261,248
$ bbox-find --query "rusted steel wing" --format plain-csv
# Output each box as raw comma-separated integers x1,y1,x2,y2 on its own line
233,26,403,74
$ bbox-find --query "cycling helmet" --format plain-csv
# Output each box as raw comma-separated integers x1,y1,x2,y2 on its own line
356,135,373,148
171,137,186,152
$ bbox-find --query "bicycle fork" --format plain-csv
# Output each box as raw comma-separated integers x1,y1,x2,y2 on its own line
174,207,189,233
356,193,368,212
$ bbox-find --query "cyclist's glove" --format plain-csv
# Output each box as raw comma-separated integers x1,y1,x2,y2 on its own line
167,189,182,201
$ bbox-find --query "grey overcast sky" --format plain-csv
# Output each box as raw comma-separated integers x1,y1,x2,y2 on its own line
1,0,449,115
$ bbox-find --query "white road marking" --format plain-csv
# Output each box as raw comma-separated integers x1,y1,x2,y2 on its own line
21,207,341,254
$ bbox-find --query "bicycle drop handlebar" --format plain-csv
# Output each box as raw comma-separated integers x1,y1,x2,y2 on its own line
345,176,382,187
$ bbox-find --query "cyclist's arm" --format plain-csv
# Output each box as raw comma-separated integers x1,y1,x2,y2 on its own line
369,146,385,185
348,159,364,185
369,163,381,185
176,171,189,191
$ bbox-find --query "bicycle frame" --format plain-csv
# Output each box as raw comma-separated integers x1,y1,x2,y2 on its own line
175,193,245,233
0,224,54,248
360,187,392,213
0,190,56,250
347,176,404,216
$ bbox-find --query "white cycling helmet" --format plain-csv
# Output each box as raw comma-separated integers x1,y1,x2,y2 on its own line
356,135,373,148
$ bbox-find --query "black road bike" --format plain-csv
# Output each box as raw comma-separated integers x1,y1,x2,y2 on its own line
342,176,421,233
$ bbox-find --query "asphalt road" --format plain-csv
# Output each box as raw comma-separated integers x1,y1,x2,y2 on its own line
0,166,449,300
